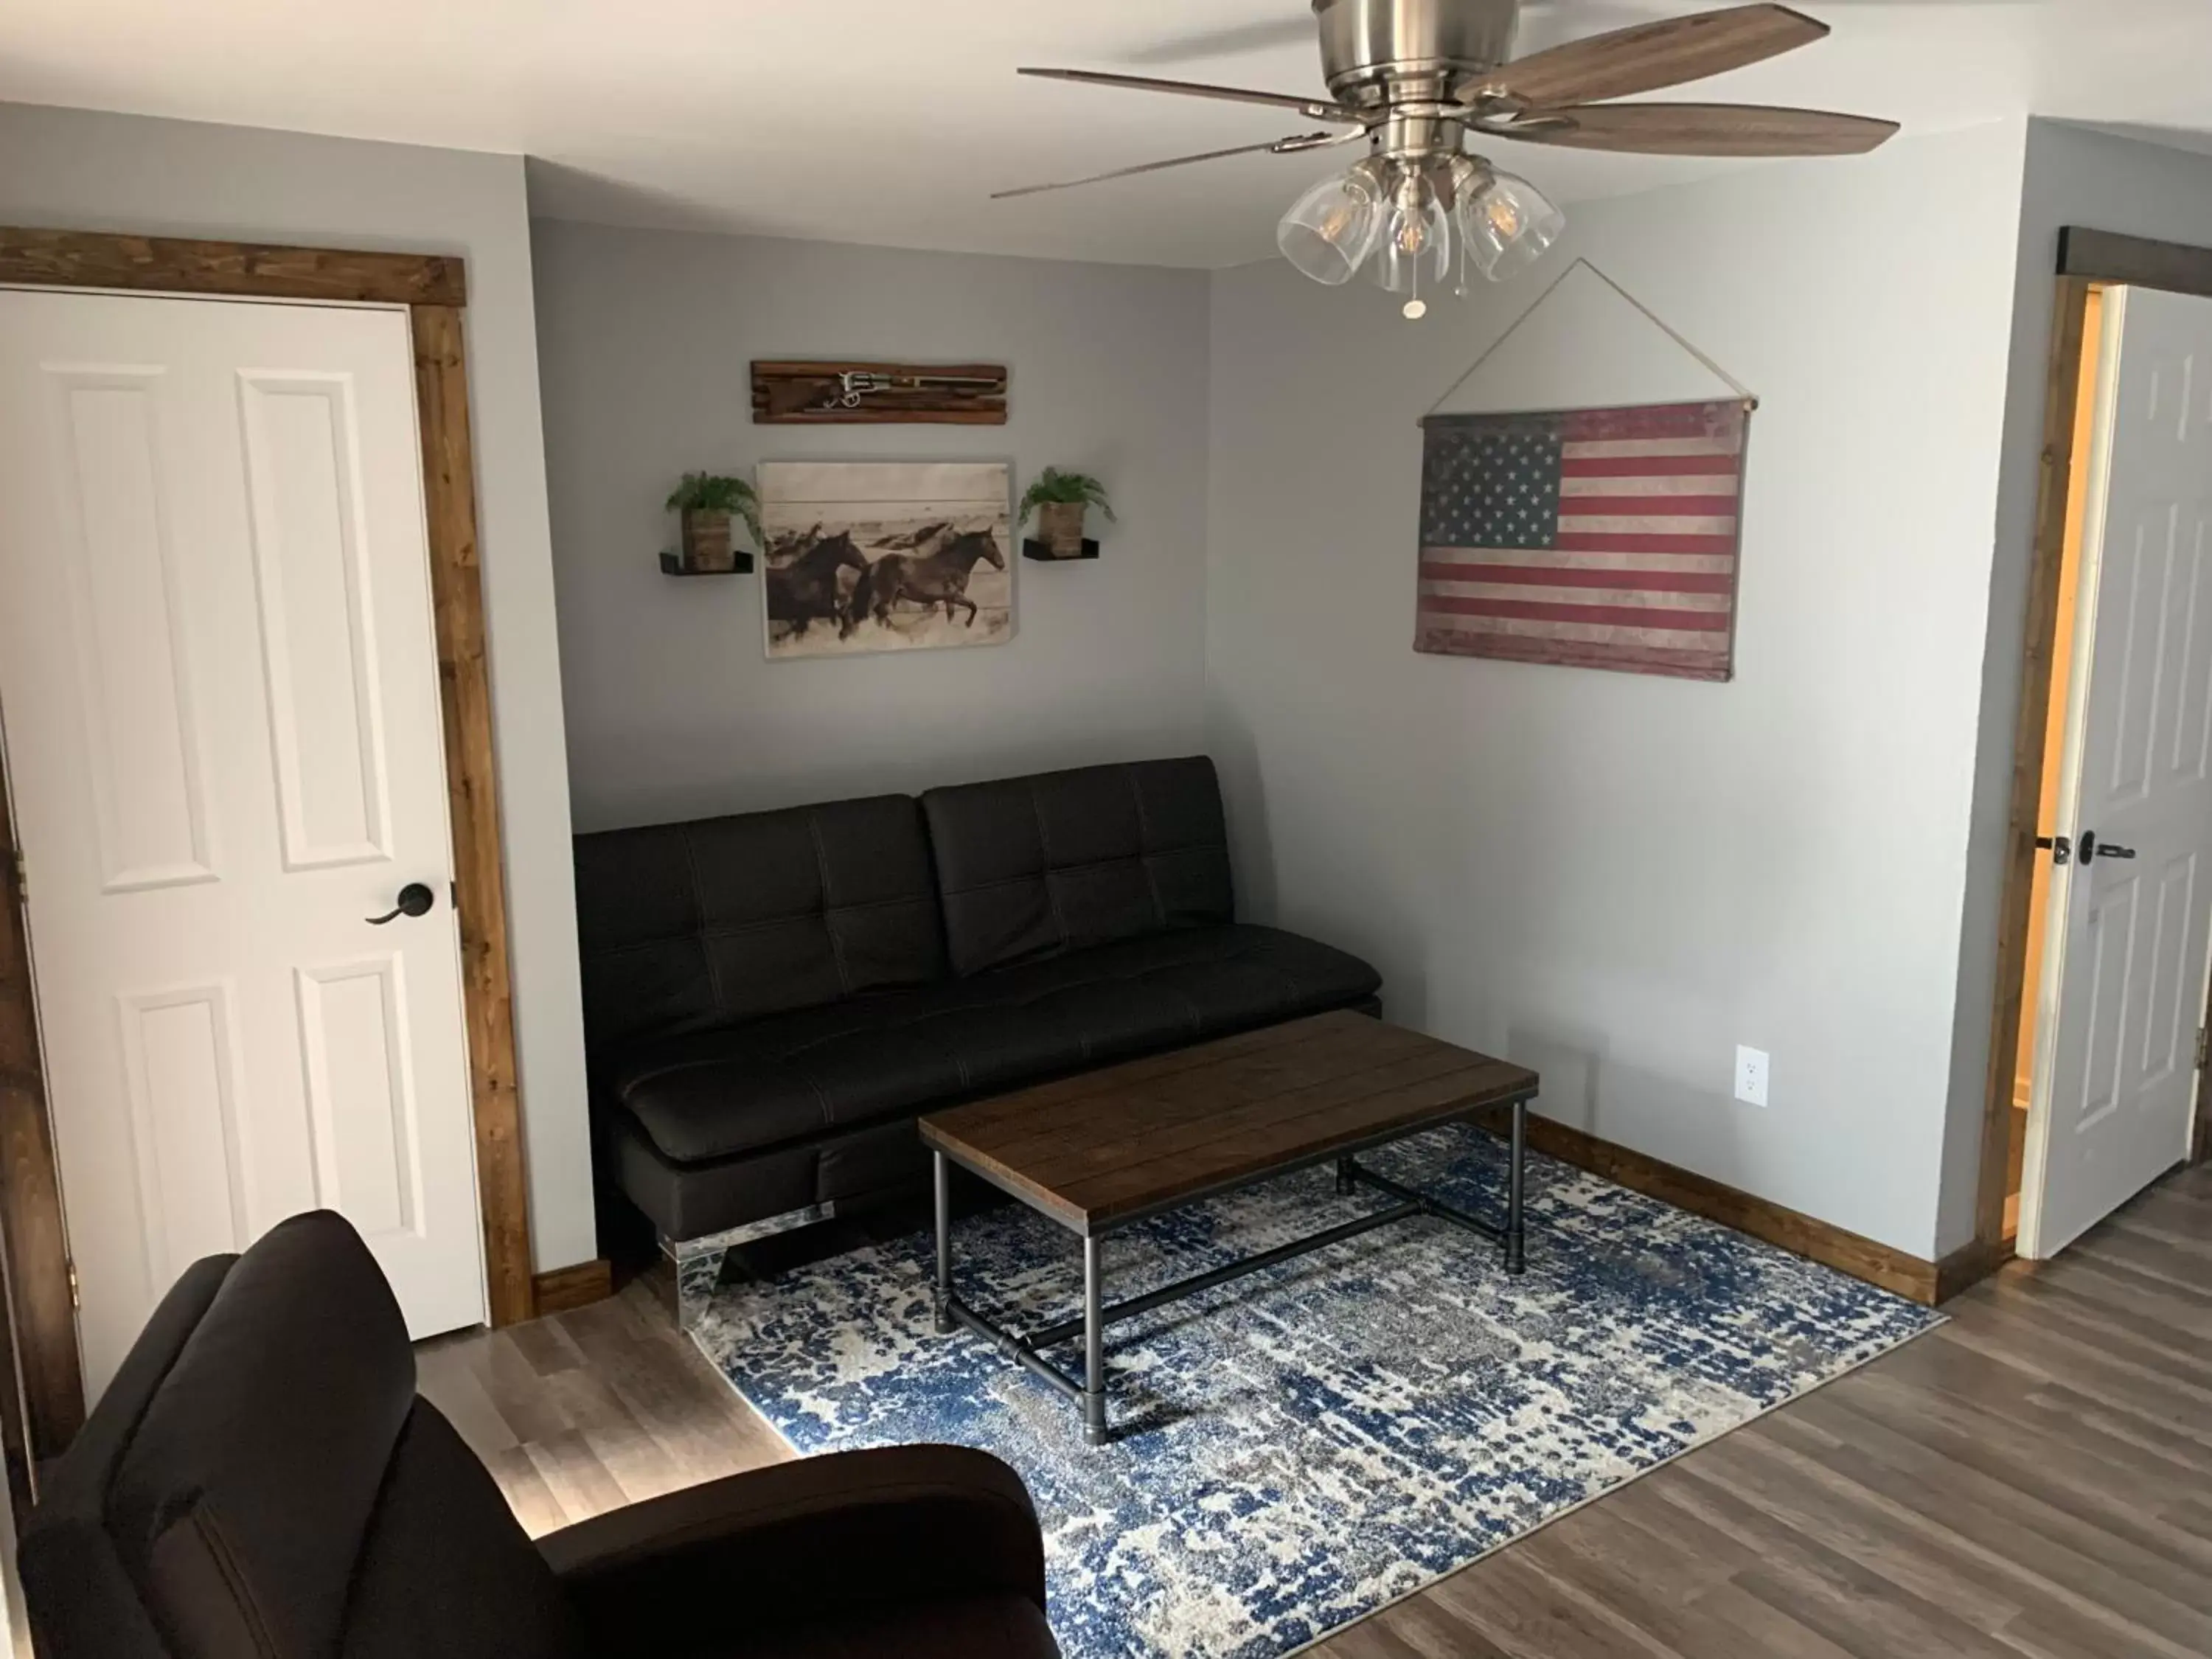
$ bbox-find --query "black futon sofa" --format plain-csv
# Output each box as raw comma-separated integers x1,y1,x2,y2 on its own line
575,757,1382,1250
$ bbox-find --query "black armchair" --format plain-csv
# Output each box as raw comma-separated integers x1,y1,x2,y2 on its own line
18,1211,1058,1659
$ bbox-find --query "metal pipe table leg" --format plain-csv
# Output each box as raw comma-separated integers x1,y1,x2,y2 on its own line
1082,1235,1107,1446
1506,1099,1527,1276
933,1151,955,1334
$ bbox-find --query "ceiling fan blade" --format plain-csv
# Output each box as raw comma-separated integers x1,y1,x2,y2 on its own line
992,132,1349,201
1494,102,1899,157
1467,5,1829,109
1018,67,1359,123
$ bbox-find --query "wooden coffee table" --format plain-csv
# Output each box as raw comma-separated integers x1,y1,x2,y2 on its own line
918,1010,1540,1445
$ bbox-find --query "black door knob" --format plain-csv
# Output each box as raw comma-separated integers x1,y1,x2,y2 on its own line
366,883,437,925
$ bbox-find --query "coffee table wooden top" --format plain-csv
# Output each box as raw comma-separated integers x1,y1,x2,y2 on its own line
918,1010,1538,1235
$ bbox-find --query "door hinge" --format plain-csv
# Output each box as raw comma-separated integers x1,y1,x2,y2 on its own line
2197,1028,2209,1071
7,846,22,900
66,1259,79,1310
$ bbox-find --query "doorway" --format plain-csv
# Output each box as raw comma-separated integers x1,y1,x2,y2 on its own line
0,232,537,1479
1982,234,2212,1273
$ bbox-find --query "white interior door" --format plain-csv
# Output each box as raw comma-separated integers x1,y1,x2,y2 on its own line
0,289,487,1397
2021,284,2212,1259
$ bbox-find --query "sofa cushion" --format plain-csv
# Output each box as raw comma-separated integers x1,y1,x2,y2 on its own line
605,924,1382,1166
574,795,946,1048
922,757,1234,978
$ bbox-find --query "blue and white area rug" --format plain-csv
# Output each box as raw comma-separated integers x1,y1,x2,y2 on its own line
691,1124,1939,1658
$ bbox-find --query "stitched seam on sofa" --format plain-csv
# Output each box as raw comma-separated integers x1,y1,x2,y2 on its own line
1129,768,1168,932
679,825,728,1015
805,810,855,998
181,1499,282,1659
578,892,933,957
1026,778,1071,951
937,856,1216,898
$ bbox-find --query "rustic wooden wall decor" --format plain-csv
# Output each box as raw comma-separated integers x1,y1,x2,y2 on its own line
751,360,1008,425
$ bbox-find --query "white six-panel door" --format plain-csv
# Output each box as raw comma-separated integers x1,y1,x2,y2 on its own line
0,289,486,1397
2021,285,2212,1259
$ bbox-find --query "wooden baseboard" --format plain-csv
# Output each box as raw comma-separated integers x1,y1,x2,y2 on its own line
531,1258,615,1316
1932,1235,2011,1304
1512,1115,1957,1307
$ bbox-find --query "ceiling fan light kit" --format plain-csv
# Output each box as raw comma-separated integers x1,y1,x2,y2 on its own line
1007,1,1897,319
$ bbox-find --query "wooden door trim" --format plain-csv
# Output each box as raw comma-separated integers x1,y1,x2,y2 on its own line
1972,225,2212,1283
0,230,537,1473
2059,227,2212,300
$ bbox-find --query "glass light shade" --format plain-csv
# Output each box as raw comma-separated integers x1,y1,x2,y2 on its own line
1276,164,1385,286
1368,170,1450,294
1456,166,1566,284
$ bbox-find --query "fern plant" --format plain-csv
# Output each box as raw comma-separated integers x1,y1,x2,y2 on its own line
667,472,764,549
1018,467,1116,529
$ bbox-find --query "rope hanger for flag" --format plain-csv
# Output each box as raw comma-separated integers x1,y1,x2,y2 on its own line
1408,257,1754,684
1420,257,1758,426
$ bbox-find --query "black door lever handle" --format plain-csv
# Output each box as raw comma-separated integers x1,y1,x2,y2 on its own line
366,883,436,925
2079,831,2137,864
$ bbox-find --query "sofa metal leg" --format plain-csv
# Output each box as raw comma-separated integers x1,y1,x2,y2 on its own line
1334,1156,1357,1197
933,1151,956,1335
669,1242,731,1331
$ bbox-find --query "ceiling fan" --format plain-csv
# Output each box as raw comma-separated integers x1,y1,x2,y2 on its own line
998,1,1899,316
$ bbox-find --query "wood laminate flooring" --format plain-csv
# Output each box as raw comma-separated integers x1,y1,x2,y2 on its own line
420,1160,2212,1657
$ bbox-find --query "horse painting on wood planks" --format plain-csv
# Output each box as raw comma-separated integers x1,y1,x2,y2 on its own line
758,462,1014,659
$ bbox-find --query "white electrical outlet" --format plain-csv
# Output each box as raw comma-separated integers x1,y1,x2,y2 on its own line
1735,1045,1770,1108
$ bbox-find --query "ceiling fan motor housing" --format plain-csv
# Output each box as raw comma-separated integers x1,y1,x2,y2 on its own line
1312,0,1520,108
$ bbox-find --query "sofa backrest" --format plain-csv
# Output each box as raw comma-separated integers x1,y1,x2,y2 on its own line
574,794,947,1050
922,757,1234,977
18,1211,582,1659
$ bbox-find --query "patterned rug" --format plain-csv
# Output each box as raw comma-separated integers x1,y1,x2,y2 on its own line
689,1124,1940,1658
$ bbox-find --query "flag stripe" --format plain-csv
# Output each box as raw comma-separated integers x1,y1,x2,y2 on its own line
1554,515,1737,537
1553,531,1738,556
1419,561,1735,595
1422,547,1734,574
1560,455,1742,479
1561,403,1739,441
1420,595,1733,632
1559,475,1739,498
1559,436,1743,459
1422,613,1728,652
1556,495,1741,518
1422,582,1731,612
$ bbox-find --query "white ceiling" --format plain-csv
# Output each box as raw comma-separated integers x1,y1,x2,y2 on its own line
4,1,2212,267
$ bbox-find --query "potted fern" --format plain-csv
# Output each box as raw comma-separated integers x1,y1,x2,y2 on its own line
665,472,764,574
1019,467,1116,559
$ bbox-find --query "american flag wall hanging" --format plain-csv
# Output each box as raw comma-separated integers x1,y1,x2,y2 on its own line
1414,399,1751,682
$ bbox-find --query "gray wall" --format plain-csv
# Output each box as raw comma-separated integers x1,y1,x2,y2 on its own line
531,220,1211,831
0,102,596,1271
1206,120,2030,1259
1940,119,2212,1250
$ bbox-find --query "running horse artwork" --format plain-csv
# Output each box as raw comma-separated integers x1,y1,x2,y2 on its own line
764,527,868,642
755,461,1015,660
845,524,1005,636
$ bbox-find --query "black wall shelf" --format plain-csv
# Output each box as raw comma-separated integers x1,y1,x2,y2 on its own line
1021,538,1099,563
661,550,755,575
